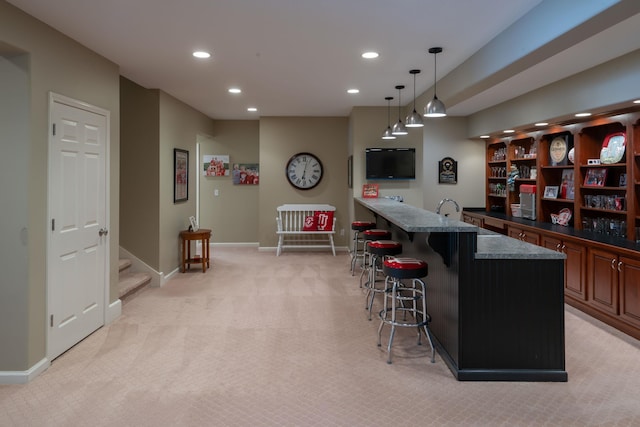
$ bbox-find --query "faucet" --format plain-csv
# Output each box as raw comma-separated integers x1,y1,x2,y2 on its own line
436,198,460,216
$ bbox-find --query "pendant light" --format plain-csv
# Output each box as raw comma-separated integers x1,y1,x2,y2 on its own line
392,85,408,135
382,96,396,140
405,69,424,127
424,47,447,118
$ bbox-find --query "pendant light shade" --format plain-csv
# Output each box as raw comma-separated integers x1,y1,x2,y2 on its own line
406,69,424,128
392,85,408,135
382,96,396,140
424,47,447,118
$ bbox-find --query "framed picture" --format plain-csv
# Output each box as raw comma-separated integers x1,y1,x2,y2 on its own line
203,154,230,176
232,163,259,185
188,215,199,231
619,173,627,188
362,183,379,198
544,186,559,199
174,149,189,203
438,157,457,184
561,169,575,200
347,155,353,189
584,168,607,187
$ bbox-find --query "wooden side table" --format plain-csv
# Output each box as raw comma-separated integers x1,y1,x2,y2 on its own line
179,228,211,273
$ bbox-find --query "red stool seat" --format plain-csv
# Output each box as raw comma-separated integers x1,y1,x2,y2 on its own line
367,240,402,257
363,229,392,240
383,257,428,279
351,221,376,232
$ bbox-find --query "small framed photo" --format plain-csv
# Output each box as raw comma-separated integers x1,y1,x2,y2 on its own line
188,216,198,231
544,186,559,199
362,183,379,198
619,173,627,188
584,168,607,187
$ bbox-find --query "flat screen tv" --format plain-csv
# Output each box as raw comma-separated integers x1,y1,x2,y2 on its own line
365,148,416,180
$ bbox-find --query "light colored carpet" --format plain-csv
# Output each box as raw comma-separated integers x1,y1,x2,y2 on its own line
1,247,640,426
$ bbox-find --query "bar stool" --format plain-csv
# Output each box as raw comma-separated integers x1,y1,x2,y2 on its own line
350,221,376,275
359,229,392,287
377,257,435,364
363,240,402,320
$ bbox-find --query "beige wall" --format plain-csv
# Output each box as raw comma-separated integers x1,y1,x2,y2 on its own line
349,106,424,208
158,92,216,274
258,117,350,248
0,0,120,370
120,77,160,268
199,120,260,243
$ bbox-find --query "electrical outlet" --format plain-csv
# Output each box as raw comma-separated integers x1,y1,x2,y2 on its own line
214,189,219,196
340,228,345,236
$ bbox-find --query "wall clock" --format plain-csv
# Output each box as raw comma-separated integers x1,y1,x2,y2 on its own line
286,152,323,190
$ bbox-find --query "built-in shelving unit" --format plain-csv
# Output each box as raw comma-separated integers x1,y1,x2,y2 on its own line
484,111,640,242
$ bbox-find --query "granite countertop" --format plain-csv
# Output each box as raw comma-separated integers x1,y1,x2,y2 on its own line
475,234,565,259
355,197,477,233
356,197,564,260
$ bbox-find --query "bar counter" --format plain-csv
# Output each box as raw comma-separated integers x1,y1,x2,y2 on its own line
356,197,568,381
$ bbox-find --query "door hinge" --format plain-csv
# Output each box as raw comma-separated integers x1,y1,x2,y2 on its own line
50,314,53,327
52,123,56,136
52,218,55,231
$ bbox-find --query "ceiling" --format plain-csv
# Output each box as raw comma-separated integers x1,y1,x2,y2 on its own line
7,0,640,120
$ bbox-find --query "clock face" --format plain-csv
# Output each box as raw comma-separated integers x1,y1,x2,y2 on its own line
286,152,323,190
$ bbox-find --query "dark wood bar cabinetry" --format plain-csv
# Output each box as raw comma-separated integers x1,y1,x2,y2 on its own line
462,211,640,341
476,109,640,340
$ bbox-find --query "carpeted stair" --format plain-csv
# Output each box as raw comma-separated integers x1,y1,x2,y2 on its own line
118,258,152,301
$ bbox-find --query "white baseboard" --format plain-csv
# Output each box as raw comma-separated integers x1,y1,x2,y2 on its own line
105,298,121,324
0,357,49,384
259,246,349,253
212,242,259,247
119,246,164,287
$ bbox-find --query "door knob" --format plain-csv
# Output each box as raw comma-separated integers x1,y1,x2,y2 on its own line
99,228,109,236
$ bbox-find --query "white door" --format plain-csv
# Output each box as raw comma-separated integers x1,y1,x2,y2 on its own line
48,95,108,360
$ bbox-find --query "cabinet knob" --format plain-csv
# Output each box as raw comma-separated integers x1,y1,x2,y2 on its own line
618,261,623,272
611,259,616,270
556,243,561,251
561,244,566,252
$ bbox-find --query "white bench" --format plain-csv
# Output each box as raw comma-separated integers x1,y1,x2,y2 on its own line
276,204,337,256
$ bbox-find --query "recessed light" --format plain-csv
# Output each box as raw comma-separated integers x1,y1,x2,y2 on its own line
228,88,242,94
362,51,379,59
192,51,211,59
633,100,640,104
480,135,490,139
535,122,548,126
347,89,359,94
247,107,257,112
504,129,515,133
575,112,591,117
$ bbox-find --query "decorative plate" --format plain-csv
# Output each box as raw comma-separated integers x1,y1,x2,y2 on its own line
600,132,626,164
567,147,575,164
549,136,568,165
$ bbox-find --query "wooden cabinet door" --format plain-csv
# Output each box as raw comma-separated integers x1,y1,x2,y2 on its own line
563,239,587,301
620,255,640,328
507,226,540,245
542,235,587,300
588,247,619,315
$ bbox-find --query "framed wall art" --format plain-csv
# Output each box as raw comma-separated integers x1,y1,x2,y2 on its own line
174,149,189,203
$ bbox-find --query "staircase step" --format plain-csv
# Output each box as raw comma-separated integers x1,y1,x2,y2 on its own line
118,271,152,300
119,258,132,272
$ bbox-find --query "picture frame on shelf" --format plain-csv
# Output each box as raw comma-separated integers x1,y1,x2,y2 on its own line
544,186,559,199
561,169,575,200
619,173,627,188
584,168,607,187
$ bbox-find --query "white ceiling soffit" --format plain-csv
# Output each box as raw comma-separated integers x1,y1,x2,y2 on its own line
6,0,640,120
